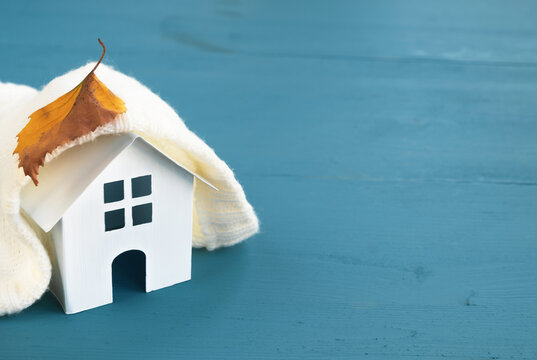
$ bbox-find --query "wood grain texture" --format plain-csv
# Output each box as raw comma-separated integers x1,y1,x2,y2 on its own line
1,0,536,359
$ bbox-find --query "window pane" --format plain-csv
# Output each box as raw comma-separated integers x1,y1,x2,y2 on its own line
132,203,152,226
132,175,152,198
104,180,124,203
105,208,125,231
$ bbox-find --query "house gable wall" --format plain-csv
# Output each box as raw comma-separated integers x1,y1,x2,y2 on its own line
53,139,193,314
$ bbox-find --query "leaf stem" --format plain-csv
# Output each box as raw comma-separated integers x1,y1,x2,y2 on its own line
90,38,106,74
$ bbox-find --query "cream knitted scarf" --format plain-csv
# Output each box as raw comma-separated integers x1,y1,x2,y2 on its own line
0,63,259,315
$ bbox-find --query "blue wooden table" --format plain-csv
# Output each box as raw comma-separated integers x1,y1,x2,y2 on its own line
1,1,536,358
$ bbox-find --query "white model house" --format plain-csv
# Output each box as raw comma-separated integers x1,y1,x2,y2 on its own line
20,133,216,314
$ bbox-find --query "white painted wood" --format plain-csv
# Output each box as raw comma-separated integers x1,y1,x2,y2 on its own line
48,220,66,309
57,138,194,314
23,134,197,314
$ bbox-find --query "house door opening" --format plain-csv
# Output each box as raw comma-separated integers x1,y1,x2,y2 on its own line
112,250,146,300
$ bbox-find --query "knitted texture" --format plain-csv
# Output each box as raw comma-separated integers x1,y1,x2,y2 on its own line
0,64,259,315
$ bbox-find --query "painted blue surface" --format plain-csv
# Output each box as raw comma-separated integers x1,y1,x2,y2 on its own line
1,1,537,358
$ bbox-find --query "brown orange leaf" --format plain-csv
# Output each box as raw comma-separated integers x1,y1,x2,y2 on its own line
14,39,127,186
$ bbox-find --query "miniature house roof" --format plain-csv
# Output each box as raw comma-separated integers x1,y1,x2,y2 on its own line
20,133,216,233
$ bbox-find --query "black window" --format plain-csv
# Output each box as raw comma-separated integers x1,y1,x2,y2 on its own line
132,203,152,226
104,180,124,203
105,209,125,231
103,175,153,232
132,175,152,198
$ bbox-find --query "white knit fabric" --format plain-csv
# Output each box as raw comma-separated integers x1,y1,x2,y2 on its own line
0,64,259,315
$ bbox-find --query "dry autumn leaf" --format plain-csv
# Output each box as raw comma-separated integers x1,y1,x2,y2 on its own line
14,39,126,186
